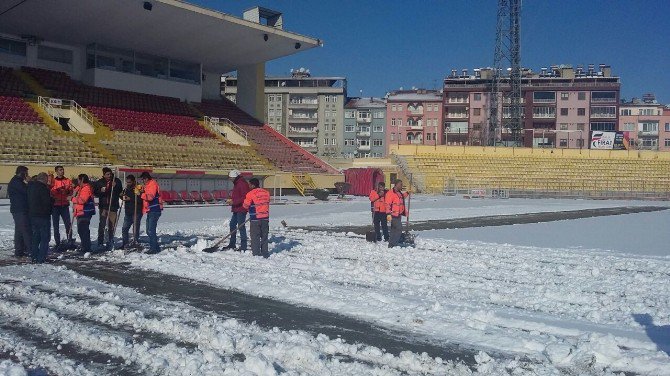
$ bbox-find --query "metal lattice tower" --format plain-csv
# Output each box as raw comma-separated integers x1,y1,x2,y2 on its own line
488,0,522,146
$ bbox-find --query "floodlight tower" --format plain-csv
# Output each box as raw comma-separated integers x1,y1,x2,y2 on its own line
488,0,522,146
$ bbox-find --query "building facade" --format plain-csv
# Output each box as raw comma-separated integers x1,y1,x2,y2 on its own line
343,97,387,158
619,94,670,151
222,69,346,157
385,89,443,151
443,64,620,148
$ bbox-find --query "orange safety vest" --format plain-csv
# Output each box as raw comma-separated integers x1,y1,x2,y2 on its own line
140,179,163,214
71,184,95,217
243,188,270,220
369,189,388,213
51,176,73,206
385,189,409,217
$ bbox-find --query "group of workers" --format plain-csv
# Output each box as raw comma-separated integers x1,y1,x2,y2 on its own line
369,179,410,248
8,163,409,263
8,165,163,263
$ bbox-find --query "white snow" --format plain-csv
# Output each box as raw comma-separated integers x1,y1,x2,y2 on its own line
1,196,669,375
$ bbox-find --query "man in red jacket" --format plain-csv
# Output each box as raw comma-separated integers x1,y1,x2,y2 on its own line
50,165,73,249
385,179,410,248
224,170,249,251
243,178,270,258
369,182,389,242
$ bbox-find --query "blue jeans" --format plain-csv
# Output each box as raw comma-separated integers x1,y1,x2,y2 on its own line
51,205,72,244
31,217,50,263
146,212,161,252
227,212,247,250
77,216,91,253
122,212,143,245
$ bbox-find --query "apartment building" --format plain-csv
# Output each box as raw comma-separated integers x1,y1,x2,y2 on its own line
223,68,346,157
619,94,670,151
443,64,620,148
343,97,387,158
386,89,443,151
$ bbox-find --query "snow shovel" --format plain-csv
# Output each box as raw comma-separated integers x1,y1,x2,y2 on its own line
203,217,252,253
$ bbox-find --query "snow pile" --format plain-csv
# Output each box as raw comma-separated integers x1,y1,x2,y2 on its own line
119,227,670,375
0,361,26,376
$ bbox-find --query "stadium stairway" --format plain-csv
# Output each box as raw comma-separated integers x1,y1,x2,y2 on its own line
193,98,340,175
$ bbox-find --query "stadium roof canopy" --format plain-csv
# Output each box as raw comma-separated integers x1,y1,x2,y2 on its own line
0,0,321,73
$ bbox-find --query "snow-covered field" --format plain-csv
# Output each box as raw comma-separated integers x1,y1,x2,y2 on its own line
1,196,669,375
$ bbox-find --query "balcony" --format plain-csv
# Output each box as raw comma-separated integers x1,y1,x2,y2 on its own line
446,113,468,119
446,98,469,104
409,125,424,130
356,115,372,123
638,130,659,137
533,98,556,103
357,130,371,137
288,129,318,137
590,113,616,119
408,108,424,115
289,115,318,123
357,144,371,151
289,101,318,109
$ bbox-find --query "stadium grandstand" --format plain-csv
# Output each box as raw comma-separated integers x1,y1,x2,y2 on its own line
0,0,341,199
392,145,670,200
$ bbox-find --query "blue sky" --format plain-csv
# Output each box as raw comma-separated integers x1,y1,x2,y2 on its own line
194,1,670,103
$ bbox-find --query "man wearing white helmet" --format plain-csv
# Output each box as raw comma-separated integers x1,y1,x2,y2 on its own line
224,169,250,251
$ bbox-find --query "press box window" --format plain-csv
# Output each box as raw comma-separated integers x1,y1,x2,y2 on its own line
0,37,27,56
38,45,73,64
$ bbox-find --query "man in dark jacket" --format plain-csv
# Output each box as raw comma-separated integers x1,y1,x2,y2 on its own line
8,166,30,258
224,170,249,251
120,174,142,248
28,173,54,263
93,167,122,251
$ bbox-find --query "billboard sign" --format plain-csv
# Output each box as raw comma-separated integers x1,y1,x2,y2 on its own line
590,131,628,150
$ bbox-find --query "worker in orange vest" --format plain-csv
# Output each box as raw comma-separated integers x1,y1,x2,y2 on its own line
139,171,163,254
71,174,95,254
243,178,271,258
369,182,389,242
50,165,74,249
384,179,410,248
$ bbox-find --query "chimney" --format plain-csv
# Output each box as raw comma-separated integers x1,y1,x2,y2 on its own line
588,64,595,76
541,67,547,76
576,65,584,76
451,69,457,78
600,64,612,77
461,69,468,77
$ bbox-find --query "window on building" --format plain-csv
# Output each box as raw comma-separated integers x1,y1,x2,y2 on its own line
578,92,586,100
473,93,482,101
577,108,586,116
397,105,403,111
591,106,616,118
0,37,27,56
621,109,631,116
345,111,354,119
344,138,354,146
559,139,568,147
532,106,556,118
641,138,658,147
641,122,658,132
561,92,569,100
577,123,585,131
373,111,384,118
373,124,383,132
622,123,636,131
390,133,395,141
560,108,568,116
473,108,481,116
665,123,670,131
665,139,670,147
533,91,556,103
590,122,616,131
591,91,616,102
559,123,568,130
639,108,655,116
345,125,354,132
426,133,431,141
391,118,396,127
397,119,402,126
373,139,383,147
38,45,74,64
